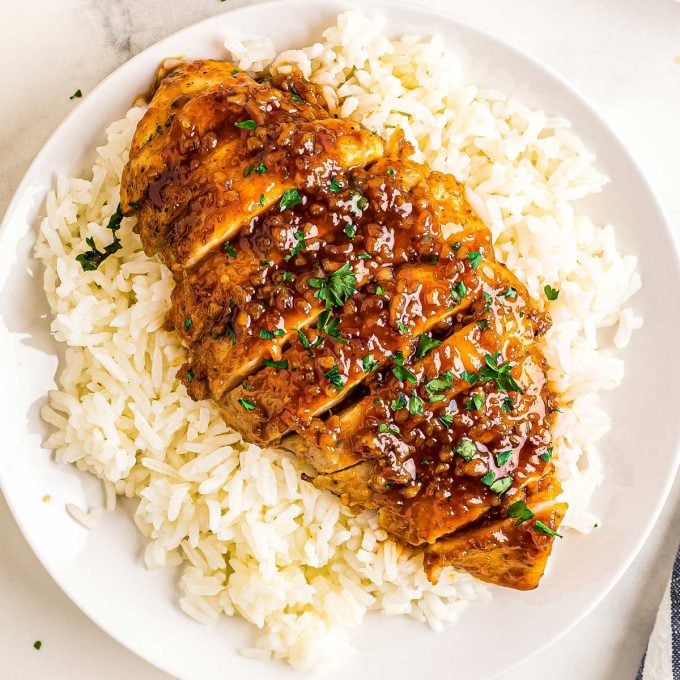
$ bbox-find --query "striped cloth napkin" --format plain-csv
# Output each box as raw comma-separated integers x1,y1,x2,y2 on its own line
637,547,679,680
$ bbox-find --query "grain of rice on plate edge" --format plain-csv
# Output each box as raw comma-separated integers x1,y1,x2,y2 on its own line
35,10,641,670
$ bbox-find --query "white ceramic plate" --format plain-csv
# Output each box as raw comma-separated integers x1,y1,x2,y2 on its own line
1,1,679,678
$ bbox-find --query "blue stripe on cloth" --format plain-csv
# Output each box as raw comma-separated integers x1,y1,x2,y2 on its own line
638,546,680,680
636,651,646,680
672,548,679,680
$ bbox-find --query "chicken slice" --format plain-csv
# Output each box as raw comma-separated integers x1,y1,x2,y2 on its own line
151,118,383,269
423,501,567,590
122,60,330,213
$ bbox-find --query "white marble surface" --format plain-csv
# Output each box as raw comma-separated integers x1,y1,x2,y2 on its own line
1,0,679,678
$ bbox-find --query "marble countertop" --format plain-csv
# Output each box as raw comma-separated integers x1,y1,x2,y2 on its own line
1,0,679,678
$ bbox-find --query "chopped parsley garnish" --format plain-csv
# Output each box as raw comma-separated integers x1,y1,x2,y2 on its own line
378,423,400,436
245,161,268,176
324,365,344,390
259,193,265,206
496,450,513,466
223,241,236,257
282,271,293,281
391,394,407,411
357,252,372,260
184,318,192,330
482,292,493,312
544,284,560,301
297,329,311,350
259,328,285,340
76,204,123,271
234,119,257,130
238,397,256,411
329,178,343,192
362,354,379,373
391,352,417,384
290,88,304,103
455,438,476,460
396,321,409,334
231,69,239,75
260,259,273,266
477,319,490,330
508,500,535,525
501,287,517,300
415,334,441,359
534,520,563,538
408,393,424,415
467,250,482,269
386,168,396,176
186,369,194,382
279,188,302,212
439,413,454,427
539,447,553,462
451,281,467,303
480,471,495,486
317,309,347,343
216,322,237,345
465,393,484,411
480,352,523,393
349,191,368,214
285,228,307,260
460,370,479,384
428,393,446,403
297,329,321,353
501,396,514,412
490,477,513,495
425,370,453,396
375,285,384,295
69,89,82,100
264,359,288,370
308,263,356,308
343,223,357,239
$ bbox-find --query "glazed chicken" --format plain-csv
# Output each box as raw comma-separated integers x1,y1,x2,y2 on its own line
121,59,566,590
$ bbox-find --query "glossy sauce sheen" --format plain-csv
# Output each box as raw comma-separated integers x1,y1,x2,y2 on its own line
122,59,566,590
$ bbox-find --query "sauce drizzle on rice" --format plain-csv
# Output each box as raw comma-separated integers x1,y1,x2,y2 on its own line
35,10,640,669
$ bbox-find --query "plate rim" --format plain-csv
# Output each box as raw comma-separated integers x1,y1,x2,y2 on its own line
1,0,679,677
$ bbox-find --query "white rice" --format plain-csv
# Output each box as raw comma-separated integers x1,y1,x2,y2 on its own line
35,11,640,670
65,502,100,529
